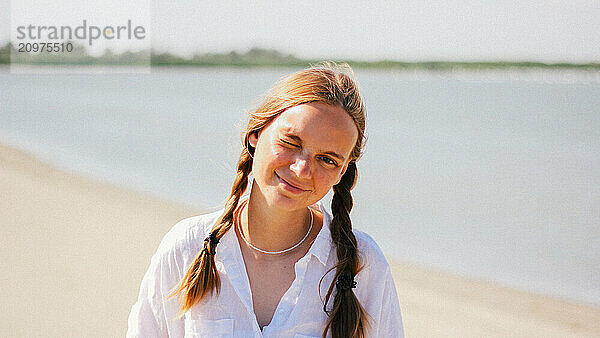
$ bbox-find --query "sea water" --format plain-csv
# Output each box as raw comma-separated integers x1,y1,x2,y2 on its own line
1,67,599,306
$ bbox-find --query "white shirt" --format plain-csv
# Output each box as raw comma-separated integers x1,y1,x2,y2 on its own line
127,203,404,337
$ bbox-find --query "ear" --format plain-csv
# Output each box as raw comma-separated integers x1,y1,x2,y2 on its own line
248,131,259,148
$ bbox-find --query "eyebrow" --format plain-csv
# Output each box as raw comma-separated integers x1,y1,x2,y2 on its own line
283,133,346,162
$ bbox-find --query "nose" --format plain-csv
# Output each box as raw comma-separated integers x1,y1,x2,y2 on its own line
290,154,311,178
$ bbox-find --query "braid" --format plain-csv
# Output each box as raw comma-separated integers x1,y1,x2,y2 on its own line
321,162,369,338
171,147,253,315
169,64,369,329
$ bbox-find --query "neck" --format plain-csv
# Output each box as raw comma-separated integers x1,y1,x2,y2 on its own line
240,185,312,253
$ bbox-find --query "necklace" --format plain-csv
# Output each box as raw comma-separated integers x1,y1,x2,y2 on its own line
236,200,313,255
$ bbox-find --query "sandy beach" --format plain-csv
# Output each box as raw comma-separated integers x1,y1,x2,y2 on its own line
1,143,599,337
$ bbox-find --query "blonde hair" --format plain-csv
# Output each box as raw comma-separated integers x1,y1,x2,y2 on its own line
171,62,369,337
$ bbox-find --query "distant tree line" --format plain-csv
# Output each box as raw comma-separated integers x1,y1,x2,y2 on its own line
0,42,598,70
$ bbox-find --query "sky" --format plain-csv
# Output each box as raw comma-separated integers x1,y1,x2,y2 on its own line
1,0,599,62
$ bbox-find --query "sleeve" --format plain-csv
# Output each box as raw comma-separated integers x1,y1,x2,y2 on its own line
374,265,405,337
354,231,405,338
127,236,186,337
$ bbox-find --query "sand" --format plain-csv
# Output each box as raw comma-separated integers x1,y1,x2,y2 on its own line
1,143,599,337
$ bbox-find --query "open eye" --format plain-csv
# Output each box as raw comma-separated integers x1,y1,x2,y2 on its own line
318,155,338,167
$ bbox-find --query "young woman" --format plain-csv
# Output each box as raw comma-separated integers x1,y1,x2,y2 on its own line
127,64,404,337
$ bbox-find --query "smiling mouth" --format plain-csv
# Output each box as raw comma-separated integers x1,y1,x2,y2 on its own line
275,172,310,192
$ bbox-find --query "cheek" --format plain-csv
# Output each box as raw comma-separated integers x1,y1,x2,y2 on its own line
314,169,343,189
255,144,292,171
269,142,285,157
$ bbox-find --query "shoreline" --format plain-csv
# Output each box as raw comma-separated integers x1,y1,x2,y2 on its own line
1,142,599,337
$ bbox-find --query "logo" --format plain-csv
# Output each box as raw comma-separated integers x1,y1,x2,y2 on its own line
15,20,146,46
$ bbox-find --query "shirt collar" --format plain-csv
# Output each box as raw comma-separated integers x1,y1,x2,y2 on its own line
214,213,254,316
306,200,333,266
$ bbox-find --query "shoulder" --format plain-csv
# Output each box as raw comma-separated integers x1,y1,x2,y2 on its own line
353,229,391,276
352,230,403,336
153,209,223,263
320,205,390,273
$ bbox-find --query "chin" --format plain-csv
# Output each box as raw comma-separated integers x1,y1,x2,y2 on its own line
269,193,306,211
259,188,309,212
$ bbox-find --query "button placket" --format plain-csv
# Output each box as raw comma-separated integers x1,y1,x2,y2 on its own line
217,227,262,336
267,255,310,332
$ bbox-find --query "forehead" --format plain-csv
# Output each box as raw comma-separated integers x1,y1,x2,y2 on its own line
270,102,358,157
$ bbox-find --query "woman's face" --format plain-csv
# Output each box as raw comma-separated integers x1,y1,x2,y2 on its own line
249,102,359,211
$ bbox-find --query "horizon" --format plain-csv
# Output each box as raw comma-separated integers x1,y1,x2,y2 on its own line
2,43,599,67
1,1,599,64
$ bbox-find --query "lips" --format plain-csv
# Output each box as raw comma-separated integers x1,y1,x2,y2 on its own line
275,172,310,193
